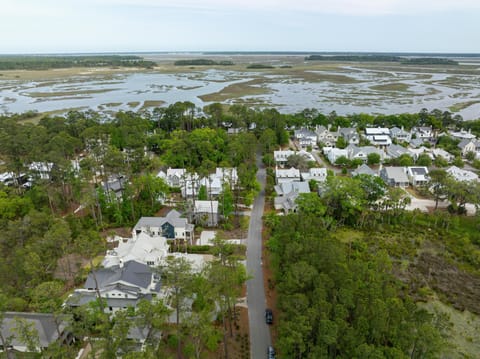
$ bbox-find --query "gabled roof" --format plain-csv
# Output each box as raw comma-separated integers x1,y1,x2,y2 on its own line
134,210,188,230
338,127,357,137
294,128,317,137
457,138,478,150
85,260,153,291
347,145,383,157
275,167,301,178
446,166,479,182
301,167,327,181
166,168,186,178
274,150,296,161
274,181,310,196
387,144,408,158
194,200,219,214
382,167,409,183
103,176,127,193
0,312,68,349
352,164,377,177
103,232,169,268
409,138,424,148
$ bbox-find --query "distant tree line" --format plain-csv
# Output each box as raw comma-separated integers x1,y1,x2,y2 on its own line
246,64,275,69
174,59,234,66
0,55,156,70
305,55,458,65
400,58,458,65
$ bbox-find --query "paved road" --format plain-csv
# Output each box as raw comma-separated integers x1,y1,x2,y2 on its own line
246,152,271,359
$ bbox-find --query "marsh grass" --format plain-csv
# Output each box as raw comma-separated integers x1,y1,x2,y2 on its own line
370,82,411,92
449,100,480,112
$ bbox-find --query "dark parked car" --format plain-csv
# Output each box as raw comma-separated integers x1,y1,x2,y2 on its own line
265,308,273,325
268,345,276,359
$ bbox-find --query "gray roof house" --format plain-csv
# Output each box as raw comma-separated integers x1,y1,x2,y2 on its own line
409,138,425,148
102,175,128,202
315,125,338,147
274,181,310,213
338,127,359,145
458,139,480,157
133,210,194,242
386,144,408,159
294,128,318,148
352,164,378,177
390,127,412,142
274,181,310,197
275,167,301,184
446,166,479,182
412,126,434,141
347,145,384,162
380,167,409,187
67,260,160,313
0,312,72,353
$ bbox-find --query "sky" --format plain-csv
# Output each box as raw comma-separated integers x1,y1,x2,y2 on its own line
1,0,479,54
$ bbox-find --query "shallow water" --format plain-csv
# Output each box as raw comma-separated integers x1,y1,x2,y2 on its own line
1,67,479,119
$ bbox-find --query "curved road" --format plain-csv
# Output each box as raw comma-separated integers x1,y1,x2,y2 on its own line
246,153,271,359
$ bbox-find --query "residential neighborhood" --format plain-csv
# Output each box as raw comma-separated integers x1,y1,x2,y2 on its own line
2,105,480,358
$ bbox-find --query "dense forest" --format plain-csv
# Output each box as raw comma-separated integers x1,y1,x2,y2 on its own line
0,55,156,70
266,179,480,358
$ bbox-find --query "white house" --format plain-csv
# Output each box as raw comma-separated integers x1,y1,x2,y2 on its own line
274,181,310,213
412,126,434,141
346,145,384,163
457,139,480,157
324,147,349,164
273,150,296,166
446,166,479,182
133,210,194,242
449,129,476,141
103,232,170,268
275,167,301,184
301,167,328,183
160,168,186,188
68,260,161,313
406,167,430,186
294,128,318,148
315,125,338,147
193,200,219,227
431,148,454,162
214,167,238,186
390,127,412,142
407,146,433,161
28,162,54,180
365,128,392,147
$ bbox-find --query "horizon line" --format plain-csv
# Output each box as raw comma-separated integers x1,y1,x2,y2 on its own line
1,50,480,57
